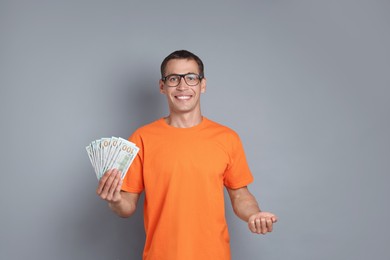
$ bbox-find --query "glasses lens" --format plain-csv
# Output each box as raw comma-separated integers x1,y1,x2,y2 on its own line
165,75,181,87
184,74,200,86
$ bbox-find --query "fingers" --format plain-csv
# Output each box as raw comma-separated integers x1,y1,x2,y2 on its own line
248,218,257,233
266,218,273,232
252,218,269,234
96,169,122,202
107,173,121,200
248,212,278,235
96,169,113,194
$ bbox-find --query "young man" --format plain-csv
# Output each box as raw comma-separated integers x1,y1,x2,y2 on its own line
97,50,277,259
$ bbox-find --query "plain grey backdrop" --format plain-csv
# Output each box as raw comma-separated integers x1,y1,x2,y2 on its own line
1,0,389,259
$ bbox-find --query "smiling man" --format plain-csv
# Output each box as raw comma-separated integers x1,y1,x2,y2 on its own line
160,58,206,119
96,50,277,260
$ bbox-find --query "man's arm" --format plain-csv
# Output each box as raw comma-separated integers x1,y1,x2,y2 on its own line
96,169,140,218
227,186,277,234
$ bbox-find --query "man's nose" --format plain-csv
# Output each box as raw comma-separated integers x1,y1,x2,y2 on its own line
176,77,190,89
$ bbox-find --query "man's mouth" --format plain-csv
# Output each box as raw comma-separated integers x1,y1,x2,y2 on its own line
175,95,192,100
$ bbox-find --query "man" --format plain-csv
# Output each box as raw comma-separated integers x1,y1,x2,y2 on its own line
97,50,277,259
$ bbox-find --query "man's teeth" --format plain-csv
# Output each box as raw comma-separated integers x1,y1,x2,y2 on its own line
176,95,191,100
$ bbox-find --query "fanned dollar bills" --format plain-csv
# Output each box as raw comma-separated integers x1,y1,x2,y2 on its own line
86,137,139,180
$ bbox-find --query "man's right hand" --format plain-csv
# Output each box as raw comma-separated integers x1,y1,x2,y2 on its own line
96,168,140,218
96,169,123,203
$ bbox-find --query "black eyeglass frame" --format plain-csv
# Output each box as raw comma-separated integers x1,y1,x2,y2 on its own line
161,73,204,87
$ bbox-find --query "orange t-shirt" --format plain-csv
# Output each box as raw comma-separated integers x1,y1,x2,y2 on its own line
121,117,254,260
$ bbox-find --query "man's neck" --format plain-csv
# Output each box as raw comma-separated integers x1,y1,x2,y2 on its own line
164,112,203,128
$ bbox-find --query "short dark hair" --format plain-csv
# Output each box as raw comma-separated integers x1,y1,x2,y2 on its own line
160,50,204,78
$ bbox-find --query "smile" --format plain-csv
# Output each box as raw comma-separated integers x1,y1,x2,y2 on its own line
175,95,192,100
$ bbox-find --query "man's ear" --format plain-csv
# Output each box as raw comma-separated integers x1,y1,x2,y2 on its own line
200,78,207,93
159,80,165,94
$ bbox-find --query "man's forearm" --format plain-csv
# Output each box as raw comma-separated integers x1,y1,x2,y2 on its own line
228,187,277,234
232,192,261,221
228,187,262,222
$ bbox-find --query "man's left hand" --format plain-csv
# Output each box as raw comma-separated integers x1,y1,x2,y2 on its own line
248,212,278,234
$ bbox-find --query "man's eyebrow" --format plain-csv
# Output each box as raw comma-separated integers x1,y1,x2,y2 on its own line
168,72,198,75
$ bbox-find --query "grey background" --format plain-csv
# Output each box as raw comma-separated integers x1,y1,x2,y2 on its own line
1,0,389,259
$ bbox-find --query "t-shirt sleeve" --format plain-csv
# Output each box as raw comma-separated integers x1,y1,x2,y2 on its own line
121,131,144,193
223,132,254,189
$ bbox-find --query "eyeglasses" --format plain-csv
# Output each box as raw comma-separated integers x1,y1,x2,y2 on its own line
162,73,203,87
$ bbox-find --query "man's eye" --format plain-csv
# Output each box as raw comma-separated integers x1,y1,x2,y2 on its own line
186,75,197,81
168,76,179,82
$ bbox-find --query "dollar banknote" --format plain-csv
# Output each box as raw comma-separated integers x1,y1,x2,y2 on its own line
86,137,139,180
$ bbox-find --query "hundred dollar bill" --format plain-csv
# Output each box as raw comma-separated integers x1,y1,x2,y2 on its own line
86,144,98,179
100,137,112,178
91,140,100,178
86,137,139,180
103,137,121,178
106,138,139,179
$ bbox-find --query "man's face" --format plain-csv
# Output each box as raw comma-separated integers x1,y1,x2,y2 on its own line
159,59,206,115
